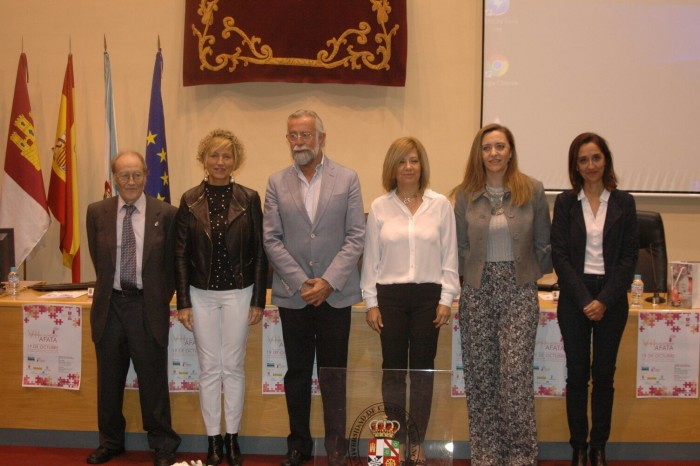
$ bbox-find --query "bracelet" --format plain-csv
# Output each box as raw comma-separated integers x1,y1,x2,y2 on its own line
366,306,379,312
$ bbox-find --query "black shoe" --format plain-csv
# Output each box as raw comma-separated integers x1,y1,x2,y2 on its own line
281,449,311,466
571,448,587,466
154,448,176,466
207,434,224,465
589,448,607,466
86,445,125,464
225,433,243,466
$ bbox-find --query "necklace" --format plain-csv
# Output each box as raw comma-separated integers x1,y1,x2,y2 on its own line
484,184,505,216
396,191,419,205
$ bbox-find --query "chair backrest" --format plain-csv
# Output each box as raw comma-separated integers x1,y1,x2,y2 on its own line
635,210,668,293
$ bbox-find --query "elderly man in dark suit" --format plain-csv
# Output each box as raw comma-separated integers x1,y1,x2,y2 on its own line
263,110,365,466
85,150,180,466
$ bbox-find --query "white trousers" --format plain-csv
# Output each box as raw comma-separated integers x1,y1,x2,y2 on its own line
190,285,253,436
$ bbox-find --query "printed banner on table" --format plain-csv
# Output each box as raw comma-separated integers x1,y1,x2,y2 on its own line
262,306,319,395
125,310,200,392
183,0,407,86
637,311,699,398
22,304,81,390
533,310,567,397
168,309,200,392
451,307,566,397
450,312,465,397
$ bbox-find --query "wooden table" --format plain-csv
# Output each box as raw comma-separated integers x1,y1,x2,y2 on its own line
1,289,698,455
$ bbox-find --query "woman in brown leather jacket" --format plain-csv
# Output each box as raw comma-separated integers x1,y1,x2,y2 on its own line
174,129,267,466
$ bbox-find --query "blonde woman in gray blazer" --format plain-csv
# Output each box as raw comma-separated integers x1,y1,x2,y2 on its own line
451,124,551,466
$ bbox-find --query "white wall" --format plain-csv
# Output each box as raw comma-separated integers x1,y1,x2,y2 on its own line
0,1,696,283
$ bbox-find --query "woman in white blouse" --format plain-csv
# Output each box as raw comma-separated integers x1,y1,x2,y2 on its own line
361,137,460,466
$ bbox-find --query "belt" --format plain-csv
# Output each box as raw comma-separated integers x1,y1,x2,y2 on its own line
112,288,144,297
582,274,606,283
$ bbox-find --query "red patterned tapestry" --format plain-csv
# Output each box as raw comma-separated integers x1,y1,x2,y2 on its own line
183,0,407,87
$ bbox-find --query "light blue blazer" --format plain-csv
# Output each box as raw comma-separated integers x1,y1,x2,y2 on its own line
263,156,365,309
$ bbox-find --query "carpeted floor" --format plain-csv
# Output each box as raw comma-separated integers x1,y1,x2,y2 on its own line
0,446,698,466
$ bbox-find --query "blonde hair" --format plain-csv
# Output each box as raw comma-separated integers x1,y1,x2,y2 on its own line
196,129,245,171
450,123,533,206
381,137,430,192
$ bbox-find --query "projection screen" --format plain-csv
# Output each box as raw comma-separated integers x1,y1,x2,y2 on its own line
481,0,700,194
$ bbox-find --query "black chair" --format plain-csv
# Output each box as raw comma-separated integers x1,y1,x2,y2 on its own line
635,211,668,304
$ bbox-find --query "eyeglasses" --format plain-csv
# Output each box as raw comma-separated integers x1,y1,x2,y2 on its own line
116,172,144,183
286,132,314,142
481,143,508,153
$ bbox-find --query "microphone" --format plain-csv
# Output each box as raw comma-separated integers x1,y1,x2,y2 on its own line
645,241,666,304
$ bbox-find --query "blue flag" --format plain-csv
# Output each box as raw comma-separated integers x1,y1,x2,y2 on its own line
144,50,170,203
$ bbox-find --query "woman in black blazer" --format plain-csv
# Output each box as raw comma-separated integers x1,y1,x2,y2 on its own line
551,133,638,466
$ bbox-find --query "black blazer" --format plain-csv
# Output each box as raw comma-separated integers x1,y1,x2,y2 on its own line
86,195,178,347
551,189,639,310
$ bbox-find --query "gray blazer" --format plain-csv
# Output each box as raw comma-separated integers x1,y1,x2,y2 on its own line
455,177,552,288
263,156,365,308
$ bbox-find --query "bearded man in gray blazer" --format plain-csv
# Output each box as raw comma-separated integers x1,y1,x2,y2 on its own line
263,110,365,466
86,151,180,466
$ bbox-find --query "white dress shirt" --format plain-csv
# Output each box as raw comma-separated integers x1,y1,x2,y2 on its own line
292,155,325,223
579,188,610,275
361,189,460,309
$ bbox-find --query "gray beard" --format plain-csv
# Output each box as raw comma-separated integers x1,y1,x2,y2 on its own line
292,149,315,166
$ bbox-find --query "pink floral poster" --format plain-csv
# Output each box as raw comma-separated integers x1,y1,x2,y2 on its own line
168,309,200,392
22,304,82,390
125,310,200,392
533,310,567,397
450,311,465,397
637,311,699,398
261,307,319,395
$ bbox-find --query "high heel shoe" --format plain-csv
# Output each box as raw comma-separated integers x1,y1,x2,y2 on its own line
206,434,224,465
589,448,607,466
225,432,243,466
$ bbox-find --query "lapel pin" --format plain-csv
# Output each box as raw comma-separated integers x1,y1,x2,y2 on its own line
154,221,159,227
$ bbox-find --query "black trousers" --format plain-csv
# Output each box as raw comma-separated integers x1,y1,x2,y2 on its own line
94,294,180,452
376,283,441,447
557,274,628,450
278,302,351,457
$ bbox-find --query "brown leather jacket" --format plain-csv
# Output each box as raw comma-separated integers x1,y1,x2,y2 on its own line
175,181,267,310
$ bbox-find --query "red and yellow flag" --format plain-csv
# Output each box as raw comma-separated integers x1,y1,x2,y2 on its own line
0,53,51,266
47,54,80,282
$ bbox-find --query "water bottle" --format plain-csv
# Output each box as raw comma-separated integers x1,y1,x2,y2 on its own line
630,274,644,308
7,266,20,297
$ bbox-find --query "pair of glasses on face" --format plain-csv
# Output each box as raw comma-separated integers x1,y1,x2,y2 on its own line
481,143,508,153
286,132,314,142
116,172,144,183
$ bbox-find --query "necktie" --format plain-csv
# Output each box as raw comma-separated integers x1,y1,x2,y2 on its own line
120,204,137,290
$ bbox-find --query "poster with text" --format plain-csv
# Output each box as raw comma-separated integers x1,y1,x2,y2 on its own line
126,310,201,391
533,310,566,397
262,306,319,395
168,309,200,392
637,311,699,398
450,311,465,397
22,304,82,390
